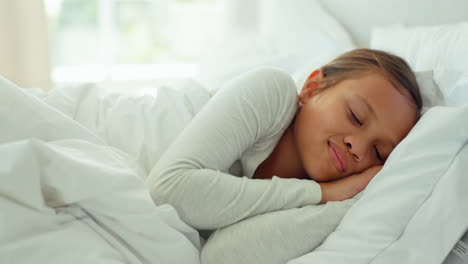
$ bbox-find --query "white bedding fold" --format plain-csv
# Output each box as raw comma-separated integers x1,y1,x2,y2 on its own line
26,79,212,174
0,76,202,264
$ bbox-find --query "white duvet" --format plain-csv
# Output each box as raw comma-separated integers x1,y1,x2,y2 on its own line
0,76,208,264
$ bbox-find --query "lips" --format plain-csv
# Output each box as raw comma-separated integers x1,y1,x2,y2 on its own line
328,141,346,173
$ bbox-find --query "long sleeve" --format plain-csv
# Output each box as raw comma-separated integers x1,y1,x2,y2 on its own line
146,67,322,230
200,198,357,264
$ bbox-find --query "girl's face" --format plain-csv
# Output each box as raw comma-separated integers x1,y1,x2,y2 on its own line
293,69,417,182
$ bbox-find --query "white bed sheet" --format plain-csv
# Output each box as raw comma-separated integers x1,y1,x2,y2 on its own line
0,76,204,264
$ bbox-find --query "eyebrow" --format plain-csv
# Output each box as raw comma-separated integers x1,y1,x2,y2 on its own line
355,94,397,148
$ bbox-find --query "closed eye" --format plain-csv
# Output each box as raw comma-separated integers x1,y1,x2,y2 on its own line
374,146,383,162
349,107,362,127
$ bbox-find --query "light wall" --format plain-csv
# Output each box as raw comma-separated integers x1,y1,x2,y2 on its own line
0,0,52,90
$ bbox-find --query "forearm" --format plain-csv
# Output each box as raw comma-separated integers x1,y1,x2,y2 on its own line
201,198,356,264
149,168,321,230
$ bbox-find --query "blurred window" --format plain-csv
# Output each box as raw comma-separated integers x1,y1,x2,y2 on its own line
44,0,223,83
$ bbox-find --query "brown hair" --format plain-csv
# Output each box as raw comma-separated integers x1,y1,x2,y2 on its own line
310,48,422,118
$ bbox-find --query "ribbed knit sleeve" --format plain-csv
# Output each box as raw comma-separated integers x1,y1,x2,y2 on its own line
201,198,357,264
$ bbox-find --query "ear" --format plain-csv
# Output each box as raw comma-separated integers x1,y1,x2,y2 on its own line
298,69,325,104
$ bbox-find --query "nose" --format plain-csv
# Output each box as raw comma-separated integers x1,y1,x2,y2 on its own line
344,134,371,162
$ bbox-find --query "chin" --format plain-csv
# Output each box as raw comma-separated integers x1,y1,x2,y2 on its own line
311,177,328,183
308,168,338,182
307,171,325,182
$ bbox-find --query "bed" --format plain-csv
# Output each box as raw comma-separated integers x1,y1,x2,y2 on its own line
1,0,468,263
196,1,468,263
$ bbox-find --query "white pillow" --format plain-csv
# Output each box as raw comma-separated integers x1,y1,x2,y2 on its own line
373,140,468,264
370,22,468,72
259,0,355,52
371,22,468,107
434,67,468,107
288,103,468,264
196,0,356,93
415,71,446,112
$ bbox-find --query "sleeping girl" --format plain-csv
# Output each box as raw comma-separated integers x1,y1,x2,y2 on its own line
145,48,422,264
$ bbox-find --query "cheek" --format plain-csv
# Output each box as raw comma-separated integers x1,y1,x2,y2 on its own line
294,106,319,142
294,104,346,182
297,103,335,135
293,105,330,159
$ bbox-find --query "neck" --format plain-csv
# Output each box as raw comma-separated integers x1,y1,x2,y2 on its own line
254,120,308,180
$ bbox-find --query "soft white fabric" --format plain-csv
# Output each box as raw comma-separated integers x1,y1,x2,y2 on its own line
370,22,468,72
370,22,468,106
319,0,468,47
201,198,358,264
0,76,202,263
259,0,355,52
27,79,211,174
433,67,468,107
371,138,468,264
415,71,446,113
197,0,356,93
288,100,468,263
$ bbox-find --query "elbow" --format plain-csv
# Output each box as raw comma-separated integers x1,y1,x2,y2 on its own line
146,165,182,207
146,167,209,229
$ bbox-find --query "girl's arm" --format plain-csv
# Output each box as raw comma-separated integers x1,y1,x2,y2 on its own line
201,198,357,264
146,67,322,230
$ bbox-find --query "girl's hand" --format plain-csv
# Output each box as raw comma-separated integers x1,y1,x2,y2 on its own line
318,165,382,204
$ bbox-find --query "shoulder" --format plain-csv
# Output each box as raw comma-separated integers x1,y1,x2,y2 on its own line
248,67,298,119
244,66,294,82
240,67,297,95
232,67,299,138
207,66,298,140
220,66,298,109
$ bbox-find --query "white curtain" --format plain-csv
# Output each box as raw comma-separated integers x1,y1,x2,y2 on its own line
0,0,51,90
